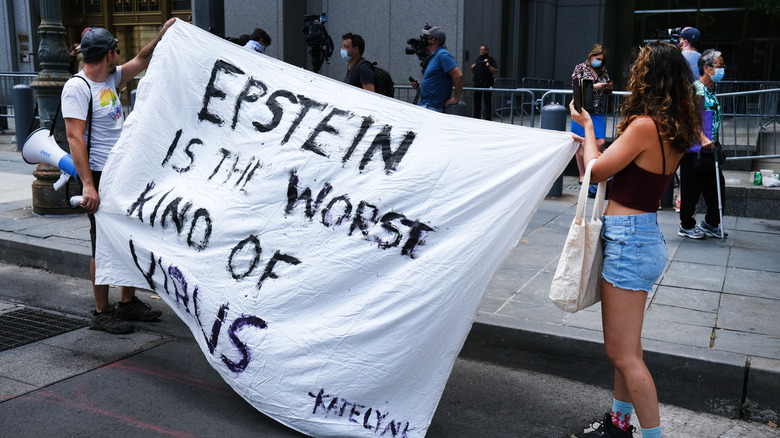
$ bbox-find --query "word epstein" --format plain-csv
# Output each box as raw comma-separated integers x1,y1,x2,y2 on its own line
198,59,416,174
308,389,416,438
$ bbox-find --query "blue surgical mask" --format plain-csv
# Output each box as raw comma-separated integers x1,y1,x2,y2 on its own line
710,67,725,82
340,48,350,61
591,58,602,68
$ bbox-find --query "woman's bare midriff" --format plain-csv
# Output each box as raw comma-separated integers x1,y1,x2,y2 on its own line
604,199,653,216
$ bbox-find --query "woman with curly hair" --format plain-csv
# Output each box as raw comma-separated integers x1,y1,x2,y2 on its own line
570,41,703,438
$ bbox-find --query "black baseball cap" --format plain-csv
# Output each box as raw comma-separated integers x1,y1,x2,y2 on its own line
679,27,701,44
81,27,119,62
423,26,446,44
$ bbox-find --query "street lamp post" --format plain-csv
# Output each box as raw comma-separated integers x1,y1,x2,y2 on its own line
29,0,81,215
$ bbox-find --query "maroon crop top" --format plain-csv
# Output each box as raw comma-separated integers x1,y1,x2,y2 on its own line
607,120,675,212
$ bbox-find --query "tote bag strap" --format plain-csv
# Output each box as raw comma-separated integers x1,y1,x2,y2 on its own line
575,159,607,224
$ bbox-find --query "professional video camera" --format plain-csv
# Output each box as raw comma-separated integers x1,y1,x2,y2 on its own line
405,24,433,73
648,27,683,44
303,13,334,73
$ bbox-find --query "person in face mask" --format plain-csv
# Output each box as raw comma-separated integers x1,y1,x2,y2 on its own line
678,49,728,240
677,27,701,81
571,44,613,183
244,28,271,55
341,32,376,92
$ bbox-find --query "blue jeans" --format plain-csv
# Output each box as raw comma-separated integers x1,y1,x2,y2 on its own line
419,103,443,112
601,212,667,292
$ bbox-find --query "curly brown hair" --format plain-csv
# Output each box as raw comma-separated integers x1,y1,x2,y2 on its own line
617,41,701,153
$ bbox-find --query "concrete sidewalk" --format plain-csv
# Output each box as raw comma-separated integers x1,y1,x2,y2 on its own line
0,132,778,424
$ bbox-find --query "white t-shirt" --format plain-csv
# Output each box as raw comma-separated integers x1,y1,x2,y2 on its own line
61,66,124,171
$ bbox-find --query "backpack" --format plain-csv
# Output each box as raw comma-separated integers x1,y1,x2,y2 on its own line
357,59,395,98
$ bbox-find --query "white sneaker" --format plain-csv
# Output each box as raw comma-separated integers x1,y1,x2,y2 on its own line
698,221,728,238
678,226,706,239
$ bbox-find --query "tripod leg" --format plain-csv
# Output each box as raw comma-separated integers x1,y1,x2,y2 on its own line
310,46,324,73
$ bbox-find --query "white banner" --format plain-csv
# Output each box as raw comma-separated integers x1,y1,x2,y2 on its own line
96,21,576,437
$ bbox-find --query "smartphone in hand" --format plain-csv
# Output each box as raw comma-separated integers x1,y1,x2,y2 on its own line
572,78,595,113
572,78,583,113
581,78,594,113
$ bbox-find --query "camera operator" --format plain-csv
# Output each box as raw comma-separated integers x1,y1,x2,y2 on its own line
303,13,334,73
410,26,462,112
677,27,701,80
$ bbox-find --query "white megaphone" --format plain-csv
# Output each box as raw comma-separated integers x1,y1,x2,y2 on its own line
22,128,79,191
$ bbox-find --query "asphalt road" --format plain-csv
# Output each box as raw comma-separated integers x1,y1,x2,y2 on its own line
0,263,777,437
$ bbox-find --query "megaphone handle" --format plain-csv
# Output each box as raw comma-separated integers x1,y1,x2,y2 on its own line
53,172,70,191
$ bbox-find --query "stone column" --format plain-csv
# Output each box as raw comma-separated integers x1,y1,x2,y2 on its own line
29,0,81,215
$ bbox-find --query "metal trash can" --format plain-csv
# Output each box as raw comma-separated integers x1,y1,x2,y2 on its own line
12,84,35,151
541,103,568,197
443,101,467,117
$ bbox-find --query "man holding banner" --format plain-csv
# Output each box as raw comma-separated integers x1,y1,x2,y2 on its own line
62,20,175,334
92,20,577,436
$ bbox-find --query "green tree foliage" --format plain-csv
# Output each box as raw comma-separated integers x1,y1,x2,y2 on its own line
744,0,780,18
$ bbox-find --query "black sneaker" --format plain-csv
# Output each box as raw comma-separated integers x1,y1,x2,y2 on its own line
573,413,635,437
114,296,162,322
698,221,728,238
90,306,134,334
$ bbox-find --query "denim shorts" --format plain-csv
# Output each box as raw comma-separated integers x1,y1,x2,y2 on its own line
601,212,668,292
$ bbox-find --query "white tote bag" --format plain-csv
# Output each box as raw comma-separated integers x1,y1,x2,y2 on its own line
549,159,607,312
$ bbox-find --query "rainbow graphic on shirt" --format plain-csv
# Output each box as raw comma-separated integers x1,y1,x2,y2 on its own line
99,88,117,107
99,87,123,121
